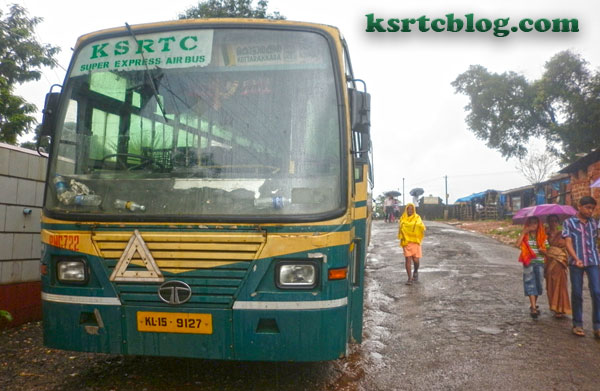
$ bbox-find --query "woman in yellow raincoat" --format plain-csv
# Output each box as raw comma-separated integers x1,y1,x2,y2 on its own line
398,203,426,285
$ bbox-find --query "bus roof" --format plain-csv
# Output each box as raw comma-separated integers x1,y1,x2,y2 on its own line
74,18,341,50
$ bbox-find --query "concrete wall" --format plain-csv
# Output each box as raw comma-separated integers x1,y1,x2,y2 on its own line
0,142,47,328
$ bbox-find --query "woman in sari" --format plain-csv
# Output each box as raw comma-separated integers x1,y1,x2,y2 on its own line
545,214,572,318
398,203,426,285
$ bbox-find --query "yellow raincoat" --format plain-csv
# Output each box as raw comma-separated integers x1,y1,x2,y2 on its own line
398,203,426,247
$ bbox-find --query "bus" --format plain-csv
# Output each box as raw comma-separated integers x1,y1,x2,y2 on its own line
39,18,372,362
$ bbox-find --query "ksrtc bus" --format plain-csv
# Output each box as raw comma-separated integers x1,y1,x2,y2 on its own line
39,18,372,361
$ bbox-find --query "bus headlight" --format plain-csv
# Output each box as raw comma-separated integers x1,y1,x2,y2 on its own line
275,260,318,289
56,258,88,284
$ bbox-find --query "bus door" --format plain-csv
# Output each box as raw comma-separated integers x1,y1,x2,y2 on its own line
348,85,371,343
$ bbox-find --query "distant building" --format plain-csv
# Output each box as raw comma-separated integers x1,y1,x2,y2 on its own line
453,190,499,220
559,148,600,215
501,173,570,216
422,196,442,205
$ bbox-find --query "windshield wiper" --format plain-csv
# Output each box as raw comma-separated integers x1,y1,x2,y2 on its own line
124,22,168,123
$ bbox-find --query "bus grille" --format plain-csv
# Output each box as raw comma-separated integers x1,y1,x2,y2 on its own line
92,230,266,308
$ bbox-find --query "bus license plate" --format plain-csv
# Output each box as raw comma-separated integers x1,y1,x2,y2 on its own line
137,312,213,334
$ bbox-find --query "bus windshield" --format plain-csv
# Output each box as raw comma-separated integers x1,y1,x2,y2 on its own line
45,28,343,219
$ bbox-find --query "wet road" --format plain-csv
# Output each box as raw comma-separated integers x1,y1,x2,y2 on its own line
3,220,600,390
361,220,600,390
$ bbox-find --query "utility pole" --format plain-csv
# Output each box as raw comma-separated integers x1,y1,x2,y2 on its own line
402,178,405,205
445,175,448,205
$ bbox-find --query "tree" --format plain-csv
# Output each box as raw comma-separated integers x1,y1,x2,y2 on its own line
179,0,285,20
18,123,50,152
452,51,600,164
0,4,60,144
515,151,558,185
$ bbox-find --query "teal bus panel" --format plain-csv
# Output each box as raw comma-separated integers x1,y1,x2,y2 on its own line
232,305,348,361
42,301,123,354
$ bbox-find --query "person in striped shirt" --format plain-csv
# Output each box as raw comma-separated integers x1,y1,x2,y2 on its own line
562,196,600,338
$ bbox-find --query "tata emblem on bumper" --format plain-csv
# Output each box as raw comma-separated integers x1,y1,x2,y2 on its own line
158,281,192,305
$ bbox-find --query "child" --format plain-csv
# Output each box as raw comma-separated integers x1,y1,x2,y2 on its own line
562,196,600,337
516,216,547,318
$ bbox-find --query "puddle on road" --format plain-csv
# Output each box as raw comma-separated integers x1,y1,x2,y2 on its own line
417,267,446,273
365,279,394,306
439,228,474,235
476,326,503,335
327,348,367,391
329,276,394,390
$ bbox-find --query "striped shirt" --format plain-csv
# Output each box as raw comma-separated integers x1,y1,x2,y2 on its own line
527,236,547,264
562,216,600,266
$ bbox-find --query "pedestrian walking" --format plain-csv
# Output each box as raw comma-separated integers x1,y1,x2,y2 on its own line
516,216,547,319
384,196,394,223
393,199,400,222
562,196,600,337
544,214,571,318
398,203,426,285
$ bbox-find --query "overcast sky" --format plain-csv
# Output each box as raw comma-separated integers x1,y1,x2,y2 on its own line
7,0,600,203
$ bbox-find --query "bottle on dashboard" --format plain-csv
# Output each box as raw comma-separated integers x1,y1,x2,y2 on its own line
114,199,146,212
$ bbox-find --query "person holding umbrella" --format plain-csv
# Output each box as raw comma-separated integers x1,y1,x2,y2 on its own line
516,216,548,318
544,214,571,319
562,196,600,338
398,203,426,285
513,204,577,319
384,195,394,223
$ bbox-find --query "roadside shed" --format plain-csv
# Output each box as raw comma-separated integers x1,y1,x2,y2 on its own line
453,189,500,220
501,173,570,217
501,184,535,216
559,148,600,215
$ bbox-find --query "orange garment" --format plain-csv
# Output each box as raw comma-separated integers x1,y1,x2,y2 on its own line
518,221,547,267
545,229,571,315
546,246,572,315
403,242,422,258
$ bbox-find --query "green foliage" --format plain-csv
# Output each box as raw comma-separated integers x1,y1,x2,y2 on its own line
489,226,521,241
452,51,600,163
0,4,60,144
18,123,50,151
179,0,285,20
0,310,13,322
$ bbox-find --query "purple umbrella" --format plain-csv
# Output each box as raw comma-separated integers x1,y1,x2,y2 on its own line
591,177,600,188
512,203,577,225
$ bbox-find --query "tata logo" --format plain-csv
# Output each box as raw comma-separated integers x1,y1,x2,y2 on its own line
158,281,192,305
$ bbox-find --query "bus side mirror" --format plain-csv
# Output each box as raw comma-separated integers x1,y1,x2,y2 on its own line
40,92,61,139
349,85,371,165
349,88,371,134
37,91,60,156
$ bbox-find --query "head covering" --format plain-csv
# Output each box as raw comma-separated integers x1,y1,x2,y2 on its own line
518,218,547,266
398,203,426,247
